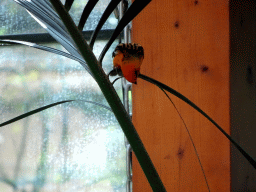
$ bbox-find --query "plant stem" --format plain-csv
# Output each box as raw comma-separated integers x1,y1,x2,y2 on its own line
48,1,166,191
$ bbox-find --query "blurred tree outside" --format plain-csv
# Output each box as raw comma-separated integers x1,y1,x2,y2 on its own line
0,1,127,191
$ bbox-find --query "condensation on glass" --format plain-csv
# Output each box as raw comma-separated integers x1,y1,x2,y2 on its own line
0,1,125,192
0,0,117,35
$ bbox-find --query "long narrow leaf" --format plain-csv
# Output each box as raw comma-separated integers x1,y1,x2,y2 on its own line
48,1,166,191
0,100,72,127
78,0,100,31
139,73,256,170
14,0,89,73
0,100,112,128
64,0,75,12
160,88,210,192
89,0,122,49
99,0,151,63
0,39,93,76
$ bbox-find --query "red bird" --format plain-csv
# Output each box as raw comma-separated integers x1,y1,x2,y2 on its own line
110,43,144,84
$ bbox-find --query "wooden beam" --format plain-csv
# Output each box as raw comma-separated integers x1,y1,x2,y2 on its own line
132,0,230,191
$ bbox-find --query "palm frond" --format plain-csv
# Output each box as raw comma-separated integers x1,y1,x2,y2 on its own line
160,88,210,192
47,0,166,191
139,73,256,170
0,100,112,128
89,0,122,49
0,39,93,76
14,0,88,72
99,0,151,63
12,1,166,191
64,0,75,12
0,100,73,127
78,0,100,31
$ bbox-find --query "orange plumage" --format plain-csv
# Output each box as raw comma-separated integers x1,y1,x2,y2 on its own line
112,43,144,84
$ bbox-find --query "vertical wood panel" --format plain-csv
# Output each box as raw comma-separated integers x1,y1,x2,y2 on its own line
132,0,230,191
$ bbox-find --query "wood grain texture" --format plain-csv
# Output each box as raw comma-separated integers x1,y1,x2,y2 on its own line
131,0,230,191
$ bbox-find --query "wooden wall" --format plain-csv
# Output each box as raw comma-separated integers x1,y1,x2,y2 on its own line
132,0,230,191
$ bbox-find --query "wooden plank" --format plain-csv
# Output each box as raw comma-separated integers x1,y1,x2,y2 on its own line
131,0,230,191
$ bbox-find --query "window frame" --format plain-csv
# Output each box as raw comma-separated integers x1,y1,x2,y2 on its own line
0,29,116,44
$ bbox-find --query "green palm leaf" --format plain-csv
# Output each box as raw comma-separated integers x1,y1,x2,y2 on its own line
77,0,100,31
7,1,256,190
0,39,92,75
89,0,122,49
139,73,256,170
0,100,112,128
99,0,151,63
64,0,75,11
12,0,166,191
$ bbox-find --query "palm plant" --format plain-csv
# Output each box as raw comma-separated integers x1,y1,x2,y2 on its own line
1,0,256,191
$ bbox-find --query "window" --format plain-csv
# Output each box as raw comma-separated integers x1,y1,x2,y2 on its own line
0,1,126,191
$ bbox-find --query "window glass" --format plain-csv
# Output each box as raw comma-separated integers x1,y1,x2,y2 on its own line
0,40,126,192
0,0,118,35
0,1,126,190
